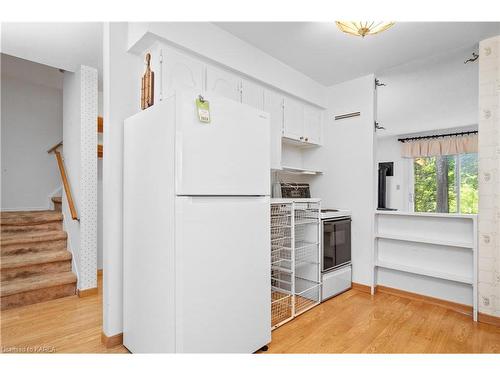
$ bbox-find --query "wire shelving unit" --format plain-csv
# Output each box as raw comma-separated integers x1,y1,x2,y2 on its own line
270,200,321,329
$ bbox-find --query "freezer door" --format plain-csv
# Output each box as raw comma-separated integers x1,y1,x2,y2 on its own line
176,91,270,196
175,196,271,353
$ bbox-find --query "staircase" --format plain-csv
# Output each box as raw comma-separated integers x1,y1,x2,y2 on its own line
0,200,77,310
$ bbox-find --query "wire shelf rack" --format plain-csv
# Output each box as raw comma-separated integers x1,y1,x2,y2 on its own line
271,291,293,328
295,241,320,264
270,201,321,329
272,246,292,263
271,203,292,216
294,202,319,226
271,269,292,290
295,277,321,315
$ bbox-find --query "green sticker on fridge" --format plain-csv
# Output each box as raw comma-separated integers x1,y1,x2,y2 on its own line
196,96,210,123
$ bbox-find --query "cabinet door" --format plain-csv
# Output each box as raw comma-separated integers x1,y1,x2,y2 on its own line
283,97,304,141
163,48,205,95
264,90,283,170
303,105,322,145
206,65,241,102
241,79,264,110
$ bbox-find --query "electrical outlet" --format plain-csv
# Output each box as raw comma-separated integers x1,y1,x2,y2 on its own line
482,296,490,306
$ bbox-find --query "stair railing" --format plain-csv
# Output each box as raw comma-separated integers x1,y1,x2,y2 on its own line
47,142,79,221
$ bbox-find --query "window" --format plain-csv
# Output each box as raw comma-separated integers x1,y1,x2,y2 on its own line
413,153,478,214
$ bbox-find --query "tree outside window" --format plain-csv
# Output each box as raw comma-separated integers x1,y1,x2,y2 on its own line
413,153,478,214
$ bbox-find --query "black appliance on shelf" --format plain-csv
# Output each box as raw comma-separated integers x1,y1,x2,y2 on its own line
378,162,397,211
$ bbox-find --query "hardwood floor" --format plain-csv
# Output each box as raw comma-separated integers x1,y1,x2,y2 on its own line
1,275,128,353
266,288,500,353
2,280,500,353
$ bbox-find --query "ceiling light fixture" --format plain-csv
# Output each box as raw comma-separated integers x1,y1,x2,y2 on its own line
335,21,395,37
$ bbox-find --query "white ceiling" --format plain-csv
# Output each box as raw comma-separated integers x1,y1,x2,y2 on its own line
1,54,63,90
214,22,500,86
1,22,102,86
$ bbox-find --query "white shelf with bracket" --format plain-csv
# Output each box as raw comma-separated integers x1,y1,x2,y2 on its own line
280,165,323,175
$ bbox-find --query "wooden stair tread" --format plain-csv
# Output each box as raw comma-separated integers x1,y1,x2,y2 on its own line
51,196,62,204
1,210,62,226
1,250,72,269
1,230,67,246
1,271,77,297
1,210,77,309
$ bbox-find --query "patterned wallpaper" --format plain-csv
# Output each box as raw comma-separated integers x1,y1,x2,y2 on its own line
478,35,500,318
78,66,98,290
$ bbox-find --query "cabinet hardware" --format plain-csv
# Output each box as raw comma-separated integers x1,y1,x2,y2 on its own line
299,136,304,140
305,137,309,142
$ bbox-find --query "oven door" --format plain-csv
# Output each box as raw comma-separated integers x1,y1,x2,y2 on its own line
322,218,351,273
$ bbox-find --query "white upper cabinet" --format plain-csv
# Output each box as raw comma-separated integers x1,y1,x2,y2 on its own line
283,97,304,142
241,79,264,110
283,97,322,146
264,90,283,170
206,65,241,102
303,105,322,145
163,48,205,95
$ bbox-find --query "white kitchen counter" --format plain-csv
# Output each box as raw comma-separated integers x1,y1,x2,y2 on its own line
271,198,321,204
375,210,477,220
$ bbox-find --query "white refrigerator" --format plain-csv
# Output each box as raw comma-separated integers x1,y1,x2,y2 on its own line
123,91,271,353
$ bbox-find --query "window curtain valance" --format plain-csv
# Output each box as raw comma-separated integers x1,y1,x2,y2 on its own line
400,134,478,158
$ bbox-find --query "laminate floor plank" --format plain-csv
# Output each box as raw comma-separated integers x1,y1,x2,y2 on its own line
2,284,500,353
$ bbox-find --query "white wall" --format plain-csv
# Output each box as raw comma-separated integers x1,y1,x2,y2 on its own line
63,69,82,280
63,71,82,207
1,54,63,211
311,75,376,286
97,91,103,270
103,22,143,337
377,45,478,137
62,65,98,291
127,22,327,108
376,47,479,212
97,159,103,270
